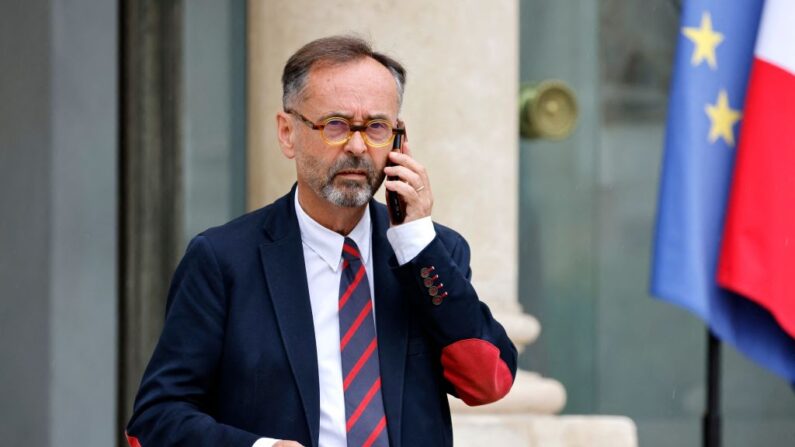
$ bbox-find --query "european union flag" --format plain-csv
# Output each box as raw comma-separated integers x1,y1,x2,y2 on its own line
652,0,795,381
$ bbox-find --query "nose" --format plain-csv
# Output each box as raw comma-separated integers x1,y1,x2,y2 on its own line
343,130,368,155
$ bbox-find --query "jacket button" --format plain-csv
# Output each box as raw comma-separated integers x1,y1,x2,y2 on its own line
432,296,443,305
420,266,435,278
423,277,435,288
428,286,439,296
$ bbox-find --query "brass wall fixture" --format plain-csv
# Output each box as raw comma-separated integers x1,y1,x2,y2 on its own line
519,80,578,140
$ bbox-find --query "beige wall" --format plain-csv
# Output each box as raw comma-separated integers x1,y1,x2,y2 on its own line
248,0,520,310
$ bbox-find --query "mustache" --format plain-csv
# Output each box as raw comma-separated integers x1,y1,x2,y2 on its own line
328,155,376,179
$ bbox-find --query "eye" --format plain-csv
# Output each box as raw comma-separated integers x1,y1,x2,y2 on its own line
323,118,350,139
325,118,349,129
367,121,390,131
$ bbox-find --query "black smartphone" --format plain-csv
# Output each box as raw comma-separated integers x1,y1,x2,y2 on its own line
387,125,406,224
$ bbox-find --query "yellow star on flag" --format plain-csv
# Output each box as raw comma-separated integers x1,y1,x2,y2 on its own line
705,90,742,146
682,12,724,69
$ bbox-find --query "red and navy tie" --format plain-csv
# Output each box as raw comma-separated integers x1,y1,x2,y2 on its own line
339,237,389,447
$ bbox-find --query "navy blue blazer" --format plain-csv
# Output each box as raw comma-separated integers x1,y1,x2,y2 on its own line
127,186,517,447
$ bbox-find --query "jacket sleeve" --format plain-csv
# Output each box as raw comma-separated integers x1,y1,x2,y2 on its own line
125,235,260,447
402,232,518,406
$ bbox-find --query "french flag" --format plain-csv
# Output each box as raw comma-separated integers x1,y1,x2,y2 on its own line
718,0,795,339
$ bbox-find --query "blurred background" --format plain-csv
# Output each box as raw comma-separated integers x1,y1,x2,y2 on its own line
1,1,793,446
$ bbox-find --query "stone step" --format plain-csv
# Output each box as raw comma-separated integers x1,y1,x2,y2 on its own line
452,414,638,447
449,369,567,415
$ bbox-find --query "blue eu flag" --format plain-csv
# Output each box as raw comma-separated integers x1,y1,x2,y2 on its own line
651,0,795,381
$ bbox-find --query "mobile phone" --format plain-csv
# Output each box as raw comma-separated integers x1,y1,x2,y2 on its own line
387,125,406,224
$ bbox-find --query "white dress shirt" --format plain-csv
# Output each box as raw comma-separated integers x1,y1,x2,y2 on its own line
254,192,434,447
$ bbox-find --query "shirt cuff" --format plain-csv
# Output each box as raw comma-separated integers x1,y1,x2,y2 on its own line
386,216,436,265
253,438,281,447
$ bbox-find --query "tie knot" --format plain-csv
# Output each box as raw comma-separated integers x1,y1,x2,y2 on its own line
342,237,362,262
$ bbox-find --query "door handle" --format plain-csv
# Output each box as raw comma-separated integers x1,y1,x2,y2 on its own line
519,80,578,140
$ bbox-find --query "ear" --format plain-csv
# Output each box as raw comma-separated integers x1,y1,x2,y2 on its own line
276,111,296,159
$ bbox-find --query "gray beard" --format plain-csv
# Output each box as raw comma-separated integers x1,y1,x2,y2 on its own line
321,179,373,207
307,154,385,208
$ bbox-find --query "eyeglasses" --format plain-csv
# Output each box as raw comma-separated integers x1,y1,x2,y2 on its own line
286,109,404,148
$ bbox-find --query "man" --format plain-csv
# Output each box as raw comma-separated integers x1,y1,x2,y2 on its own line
126,35,516,447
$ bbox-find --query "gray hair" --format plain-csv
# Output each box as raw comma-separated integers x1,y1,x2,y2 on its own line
281,35,406,110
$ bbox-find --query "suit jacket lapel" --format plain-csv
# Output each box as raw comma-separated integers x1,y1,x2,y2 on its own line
370,203,408,447
259,187,320,447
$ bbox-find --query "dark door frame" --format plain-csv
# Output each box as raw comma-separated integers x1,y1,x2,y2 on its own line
117,1,184,444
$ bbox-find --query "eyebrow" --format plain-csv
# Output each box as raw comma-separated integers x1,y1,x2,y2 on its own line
317,111,392,122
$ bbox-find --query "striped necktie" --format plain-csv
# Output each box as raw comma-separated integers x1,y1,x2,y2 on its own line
338,237,389,447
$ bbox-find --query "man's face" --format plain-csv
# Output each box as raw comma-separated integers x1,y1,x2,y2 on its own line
285,57,400,208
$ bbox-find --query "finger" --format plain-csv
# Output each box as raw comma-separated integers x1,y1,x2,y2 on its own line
388,150,428,184
385,179,432,222
383,165,423,190
384,179,420,202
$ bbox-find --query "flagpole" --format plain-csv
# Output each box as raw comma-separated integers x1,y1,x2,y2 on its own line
703,329,721,447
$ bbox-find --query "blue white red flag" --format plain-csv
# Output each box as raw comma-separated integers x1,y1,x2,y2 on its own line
652,0,795,381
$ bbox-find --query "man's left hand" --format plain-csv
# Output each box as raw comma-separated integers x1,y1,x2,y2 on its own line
383,142,433,224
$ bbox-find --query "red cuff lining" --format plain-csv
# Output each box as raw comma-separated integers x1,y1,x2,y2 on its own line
440,338,513,406
126,432,142,447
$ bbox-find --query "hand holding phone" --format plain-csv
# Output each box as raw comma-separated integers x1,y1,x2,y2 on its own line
386,124,406,225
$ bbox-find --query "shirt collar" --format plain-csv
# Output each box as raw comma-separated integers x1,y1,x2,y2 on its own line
294,187,371,272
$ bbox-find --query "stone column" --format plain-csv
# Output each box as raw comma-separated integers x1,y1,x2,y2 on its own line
247,1,636,445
